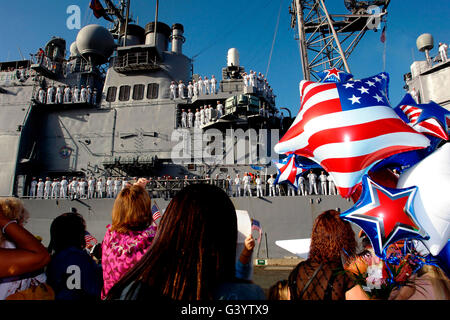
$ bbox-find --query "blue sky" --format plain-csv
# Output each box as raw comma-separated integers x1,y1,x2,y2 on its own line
1,0,449,116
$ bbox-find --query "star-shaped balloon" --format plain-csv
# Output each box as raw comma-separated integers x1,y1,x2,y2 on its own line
274,154,306,190
340,175,429,258
394,93,450,141
275,72,430,198
317,68,353,83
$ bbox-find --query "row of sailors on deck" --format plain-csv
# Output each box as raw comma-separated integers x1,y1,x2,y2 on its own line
28,177,129,199
242,70,275,101
36,85,97,105
170,75,218,99
180,101,224,128
229,171,337,198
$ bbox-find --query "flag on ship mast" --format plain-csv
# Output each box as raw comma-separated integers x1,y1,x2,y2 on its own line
89,0,114,22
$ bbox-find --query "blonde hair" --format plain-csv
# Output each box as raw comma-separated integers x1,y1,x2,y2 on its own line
111,184,152,233
0,197,29,242
268,280,291,300
418,265,450,300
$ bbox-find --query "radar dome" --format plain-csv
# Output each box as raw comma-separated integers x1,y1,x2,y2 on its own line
417,33,434,52
76,24,115,65
69,41,80,58
227,48,240,67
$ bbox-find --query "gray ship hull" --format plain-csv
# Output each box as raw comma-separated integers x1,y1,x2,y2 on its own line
23,195,353,259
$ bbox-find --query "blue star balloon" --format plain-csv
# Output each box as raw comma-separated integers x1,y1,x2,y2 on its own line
317,68,353,83
340,175,429,258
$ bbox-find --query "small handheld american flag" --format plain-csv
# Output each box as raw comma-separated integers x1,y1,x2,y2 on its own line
84,231,98,250
251,219,262,245
152,201,161,222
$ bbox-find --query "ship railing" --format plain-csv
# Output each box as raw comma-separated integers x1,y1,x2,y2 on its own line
113,51,160,72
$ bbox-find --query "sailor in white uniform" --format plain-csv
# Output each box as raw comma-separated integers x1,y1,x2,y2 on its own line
200,106,205,126
255,175,263,197
187,109,194,128
38,87,46,104
226,175,233,196
307,170,318,195
319,171,328,195
44,177,51,199
181,109,187,128
327,174,336,195
204,76,210,95
206,105,212,123
243,173,252,197
194,108,201,128
47,86,55,104
73,86,80,103
29,177,37,198
287,183,296,197
439,42,448,63
113,177,121,198
80,85,87,103
178,80,186,99
121,177,128,191
106,177,113,198
88,177,95,199
64,85,71,103
297,174,306,196
210,75,217,94
249,70,256,88
193,80,199,97
169,81,177,99
69,177,78,199
198,76,204,96
56,85,64,104
267,175,275,197
187,81,194,99
96,178,104,198
87,86,93,103
78,178,87,199
51,179,60,199
242,72,249,88
60,176,68,199
36,178,44,198
234,174,241,197
216,101,223,119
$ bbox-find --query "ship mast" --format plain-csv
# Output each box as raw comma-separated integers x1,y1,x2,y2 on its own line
290,0,390,80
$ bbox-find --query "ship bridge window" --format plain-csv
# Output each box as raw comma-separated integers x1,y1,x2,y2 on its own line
147,83,159,99
133,84,145,100
119,85,131,101
106,86,117,102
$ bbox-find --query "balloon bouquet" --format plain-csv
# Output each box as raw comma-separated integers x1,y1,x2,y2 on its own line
273,67,450,297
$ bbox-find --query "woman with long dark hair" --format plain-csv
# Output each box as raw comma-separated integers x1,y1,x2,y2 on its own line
106,184,265,300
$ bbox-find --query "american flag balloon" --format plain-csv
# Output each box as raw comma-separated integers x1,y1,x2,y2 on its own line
317,68,353,83
394,93,450,141
274,154,306,190
274,73,430,198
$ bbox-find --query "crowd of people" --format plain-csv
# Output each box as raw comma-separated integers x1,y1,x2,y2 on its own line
26,170,337,201
179,100,224,128
241,70,275,103
35,84,97,105
169,74,219,100
1,181,449,302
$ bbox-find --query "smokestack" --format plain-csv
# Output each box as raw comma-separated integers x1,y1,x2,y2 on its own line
171,23,185,54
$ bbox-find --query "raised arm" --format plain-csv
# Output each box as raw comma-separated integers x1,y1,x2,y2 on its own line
0,213,50,278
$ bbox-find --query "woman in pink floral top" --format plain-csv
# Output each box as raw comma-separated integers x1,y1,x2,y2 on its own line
101,183,157,299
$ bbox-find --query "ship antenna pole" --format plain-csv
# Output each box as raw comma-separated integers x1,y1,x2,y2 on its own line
123,0,131,47
318,0,351,74
294,0,310,80
154,0,159,47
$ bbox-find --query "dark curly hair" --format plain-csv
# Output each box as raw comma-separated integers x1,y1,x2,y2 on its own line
308,210,356,263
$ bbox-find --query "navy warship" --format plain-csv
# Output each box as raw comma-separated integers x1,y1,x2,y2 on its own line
2,0,430,259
